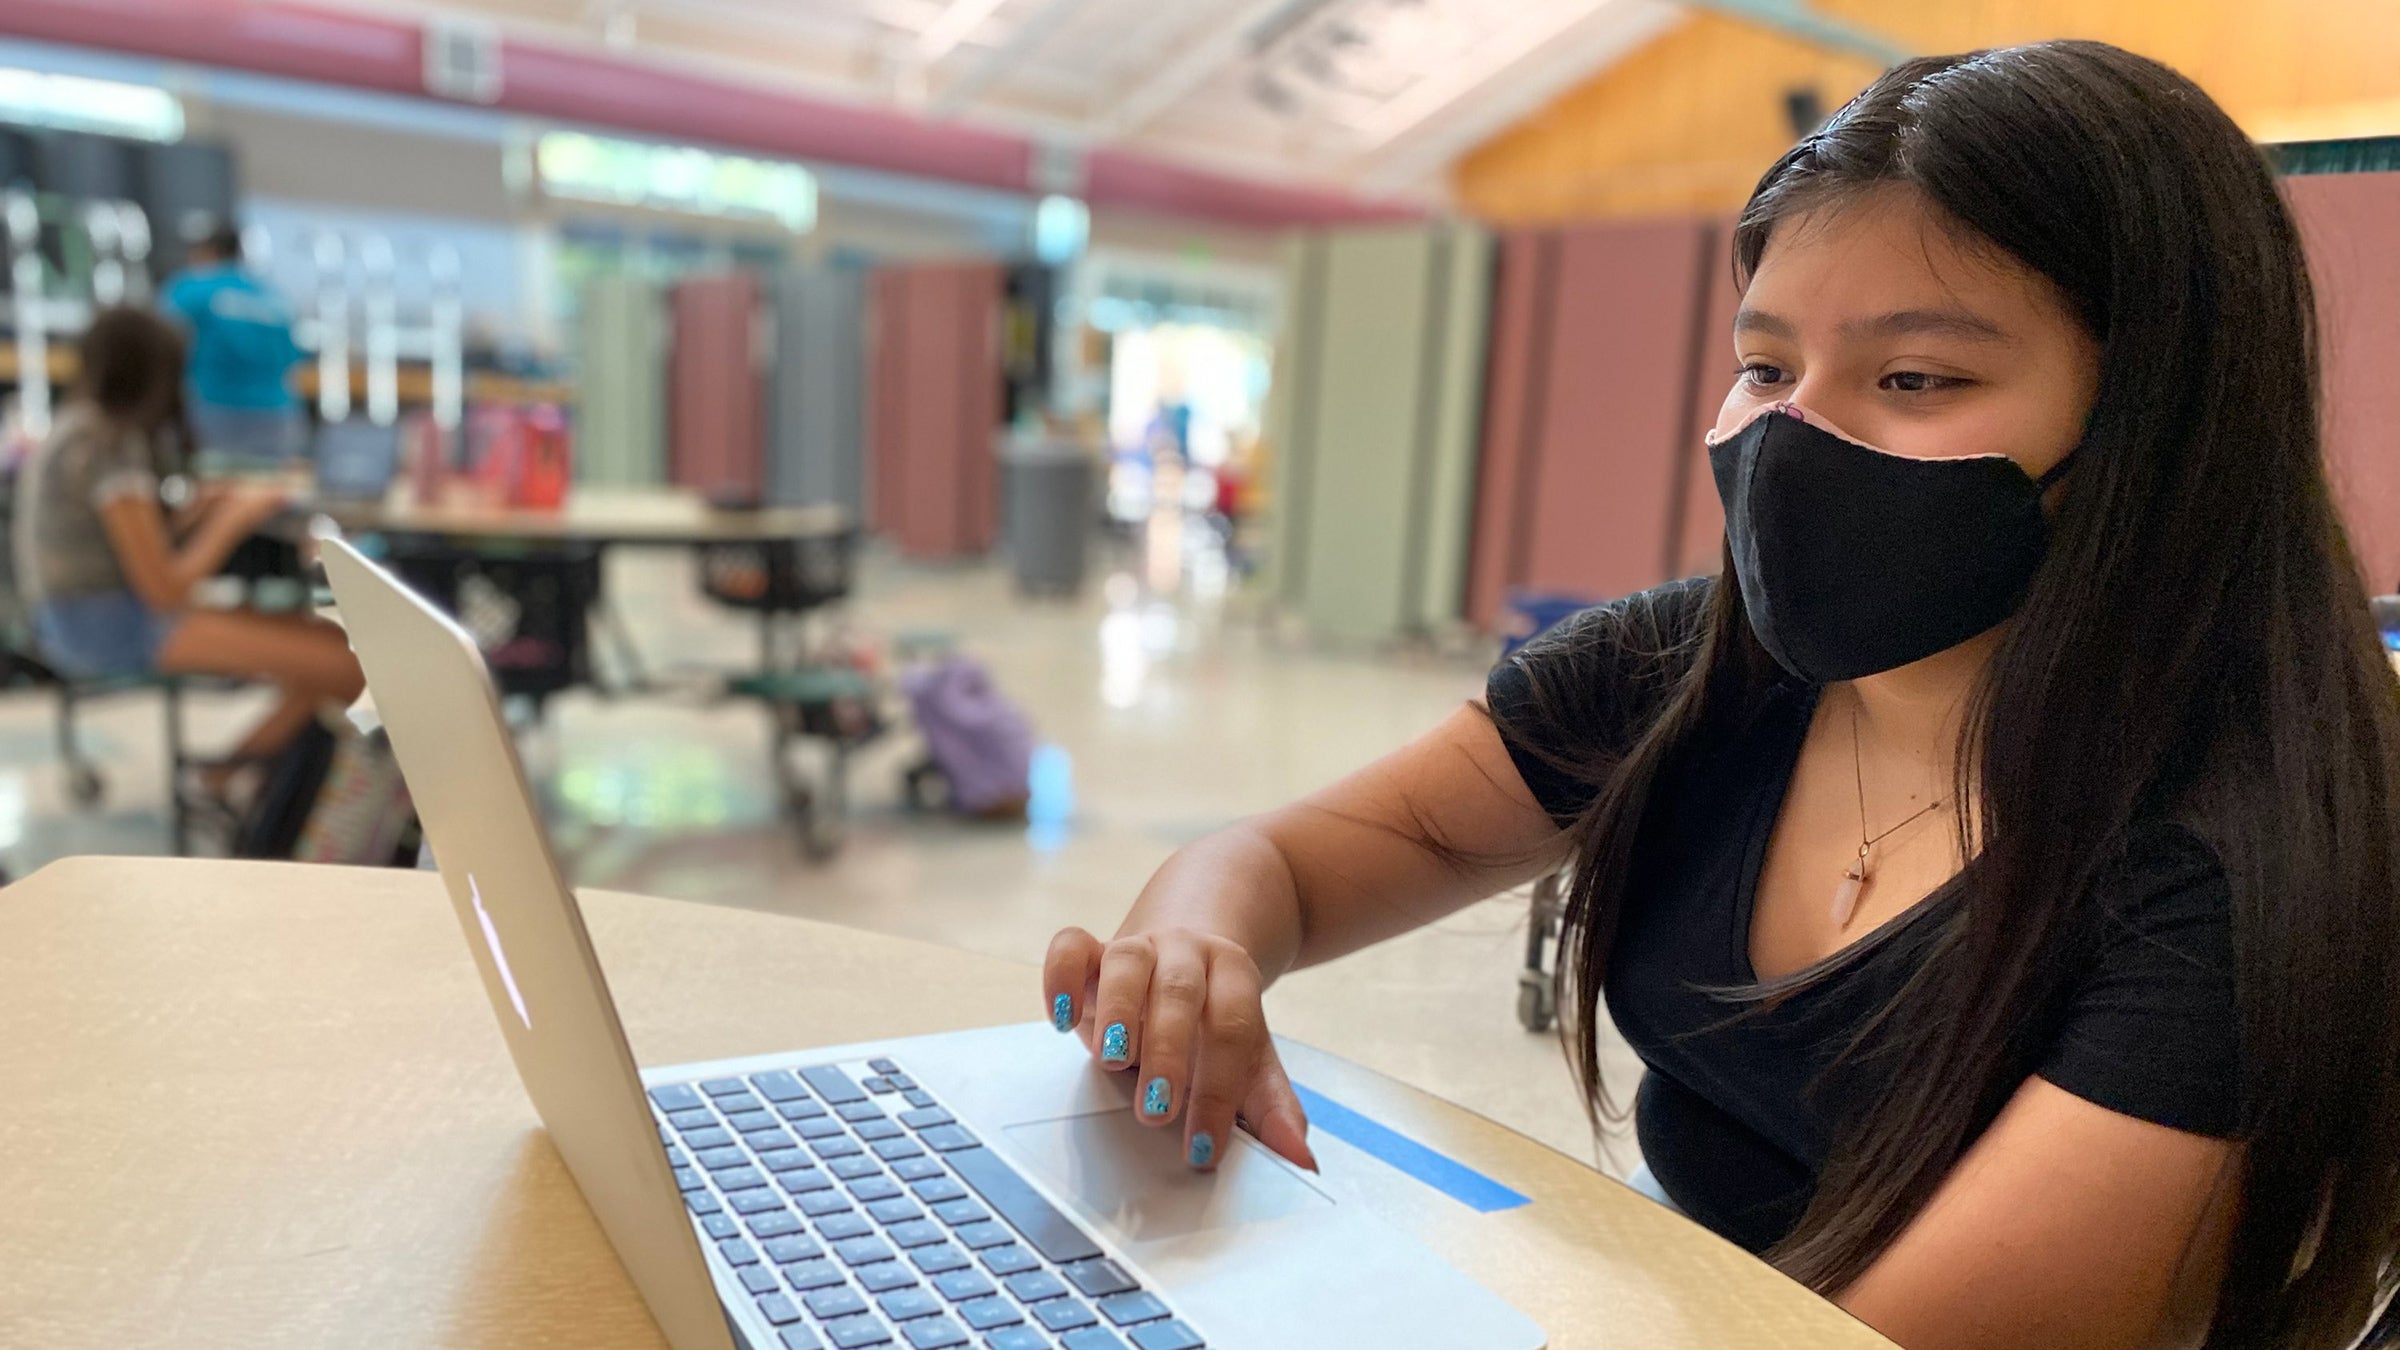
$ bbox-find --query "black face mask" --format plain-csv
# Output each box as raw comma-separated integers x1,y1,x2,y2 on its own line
1707,403,2074,684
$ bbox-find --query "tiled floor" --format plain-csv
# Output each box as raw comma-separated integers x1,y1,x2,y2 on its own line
0,527,1638,1176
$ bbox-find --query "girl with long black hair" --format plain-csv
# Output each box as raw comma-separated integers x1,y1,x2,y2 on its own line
1042,40,2400,1348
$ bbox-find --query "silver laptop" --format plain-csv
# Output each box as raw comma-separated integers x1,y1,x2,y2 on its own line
321,535,1543,1350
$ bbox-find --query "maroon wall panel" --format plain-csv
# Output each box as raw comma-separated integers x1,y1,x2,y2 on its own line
668,274,763,499
2289,173,2400,589
1515,220,1712,604
865,263,1003,560
1466,232,1550,631
1674,220,1743,580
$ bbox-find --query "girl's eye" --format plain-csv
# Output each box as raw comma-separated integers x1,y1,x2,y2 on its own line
1881,370,1966,393
1740,363,1788,388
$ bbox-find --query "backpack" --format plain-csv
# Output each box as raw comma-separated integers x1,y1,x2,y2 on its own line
900,655,1033,816
293,724,419,866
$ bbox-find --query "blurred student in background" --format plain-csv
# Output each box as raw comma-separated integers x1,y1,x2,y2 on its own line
14,307,360,787
161,221,305,473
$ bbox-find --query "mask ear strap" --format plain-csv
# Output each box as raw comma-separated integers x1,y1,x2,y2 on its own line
2033,452,2078,491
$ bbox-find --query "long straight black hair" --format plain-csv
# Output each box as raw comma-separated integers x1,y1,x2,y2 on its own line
1512,40,2400,1344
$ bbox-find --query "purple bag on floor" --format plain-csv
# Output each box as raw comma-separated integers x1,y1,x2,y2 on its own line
901,655,1034,815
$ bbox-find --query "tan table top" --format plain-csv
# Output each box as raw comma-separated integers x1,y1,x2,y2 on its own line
290,487,847,547
0,858,1892,1350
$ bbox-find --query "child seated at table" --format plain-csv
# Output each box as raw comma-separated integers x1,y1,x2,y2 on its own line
13,306,362,785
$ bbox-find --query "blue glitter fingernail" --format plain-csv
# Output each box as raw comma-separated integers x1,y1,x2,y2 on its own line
1051,993,1074,1032
1101,1022,1129,1062
1143,1077,1171,1117
1189,1133,1215,1168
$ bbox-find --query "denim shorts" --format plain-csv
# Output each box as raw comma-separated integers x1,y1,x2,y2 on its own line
32,589,180,679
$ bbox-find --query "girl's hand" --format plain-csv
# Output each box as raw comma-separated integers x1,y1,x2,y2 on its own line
1044,926,1318,1174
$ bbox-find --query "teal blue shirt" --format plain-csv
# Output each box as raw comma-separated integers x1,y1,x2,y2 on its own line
160,263,301,411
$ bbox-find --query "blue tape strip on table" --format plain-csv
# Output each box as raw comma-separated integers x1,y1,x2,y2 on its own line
1290,1082,1531,1214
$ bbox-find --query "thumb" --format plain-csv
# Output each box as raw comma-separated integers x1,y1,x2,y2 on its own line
1239,1047,1318,1173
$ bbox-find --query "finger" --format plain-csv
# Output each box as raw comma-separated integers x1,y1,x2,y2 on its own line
1042,928,1103,1034
1133,945,1208,1129
1182,955,1264,1168
1087,936,1156,1070
1234,1043,1318,1173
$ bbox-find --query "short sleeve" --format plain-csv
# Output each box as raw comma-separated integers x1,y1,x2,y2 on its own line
1484,577,1715,825
84,425,158,509
2036,823,2242,1137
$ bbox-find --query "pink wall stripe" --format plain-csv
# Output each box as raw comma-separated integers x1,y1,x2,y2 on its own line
2288,173,2400,590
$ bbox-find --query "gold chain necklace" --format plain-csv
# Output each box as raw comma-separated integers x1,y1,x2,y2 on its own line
1833,691,1947,927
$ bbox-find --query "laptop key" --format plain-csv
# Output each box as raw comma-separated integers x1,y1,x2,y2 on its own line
697,1146,749,1170
748,1211,804,1239
900,1107,955,1131
825,1314,893,1349
783,1259,846,1291
867,1198,923,1224
782,1170,836,1195
763,1235,825,1264
752,1071,810,1102
726,1110,779,1134
761,1149,814,1173
851,1177,905,1203
863,1076,897,1094
669,1108,717,1132
798,1117,849,1140
797,1191,853,1217
1061,1332,1132,1350
652,1083,706,1111
831,1156,884,1181
834,1236,896,1267
838,1101,889,1124
957,1296,1021,1330
877,1288,942,1322
741,1265,781,1296
804,1287,870,1320
893,1157,946,1182
800,1066,868,1105
703,1078,749,1097
746,1129,796,1153
910,1243,971,1275
854,1262,917,1294
918,1126,979,1154
931,1200,988,1227
675,1167,706,1193
1004,1272,1068,1303
686,1191,724,1216
733,1190,789,1216
855,1120,904,1142
946,1147,1103,1264
757,1292,805,1325
977,1245,1038,1277
718,1092,766,1116
1127,1323,1203,1350
702,1213,739,1240
886,1074,917,1092
717,1167,769,1193
1033,1299,1099,1333
887,1219,946,1248
685,1126,735,1150
1097,1292,1170,1327
983,1330,1047,1350
951,1222,1013,1252
869,1058,902,1075
814,1137,866,1160
1063,1259,1138,1299
779,1328,826,1350
719,1238,762,1266
902,1089,937,1110
873,1138,926,1163
781,1099,832,1122
933,1269,996,1302
902,1318,968,1349
817,1213,873,1241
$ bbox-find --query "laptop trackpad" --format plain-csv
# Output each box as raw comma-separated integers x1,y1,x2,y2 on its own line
1002,1111,1332,1243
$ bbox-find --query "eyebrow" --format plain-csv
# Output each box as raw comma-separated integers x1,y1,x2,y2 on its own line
1733,307,2011,344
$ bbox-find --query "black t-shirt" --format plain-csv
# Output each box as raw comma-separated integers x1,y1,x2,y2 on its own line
1486,578,2241,1252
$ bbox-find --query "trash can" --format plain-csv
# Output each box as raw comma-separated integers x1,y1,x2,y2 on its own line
1003,439,1097,596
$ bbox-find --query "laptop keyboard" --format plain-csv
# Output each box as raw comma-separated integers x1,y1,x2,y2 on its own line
651,1058,1208,1350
